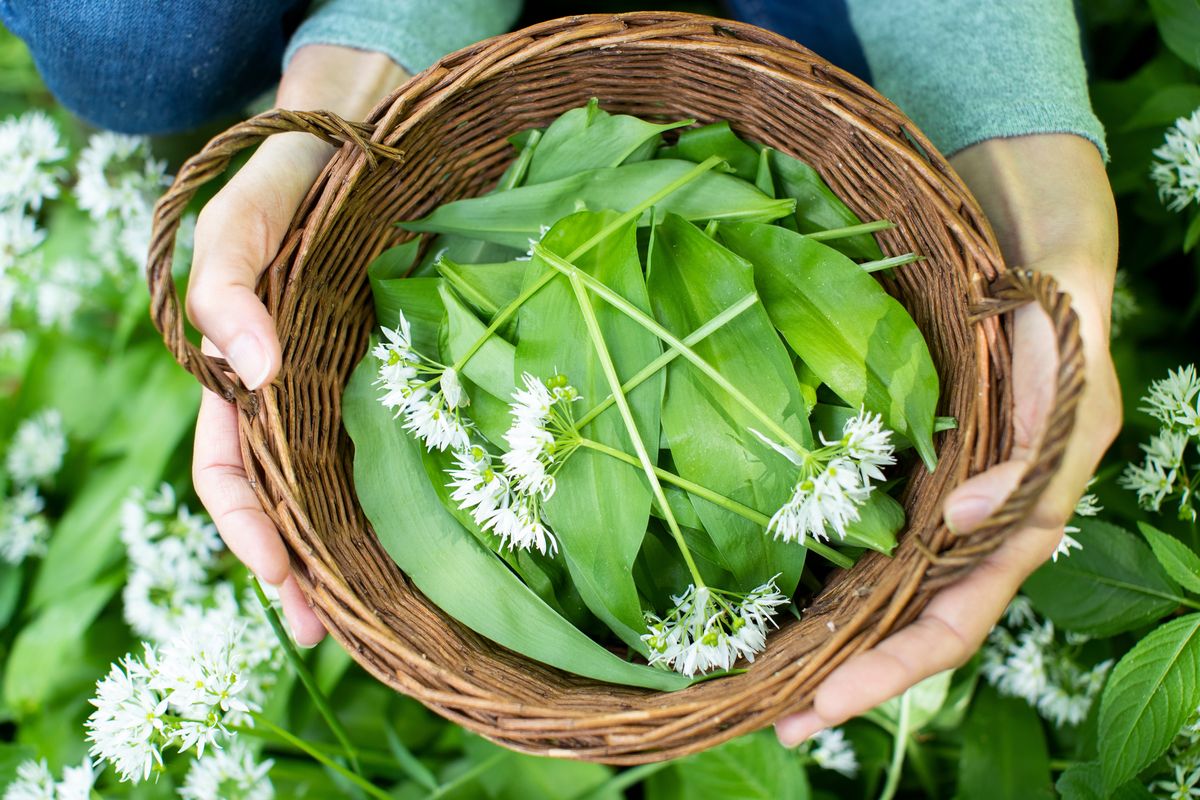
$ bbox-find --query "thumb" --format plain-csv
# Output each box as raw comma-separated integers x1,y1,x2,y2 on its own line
943,459,1028,534
185,134,331,388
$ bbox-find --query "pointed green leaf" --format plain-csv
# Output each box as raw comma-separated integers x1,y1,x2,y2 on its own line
670,121,761,181
342,358,688,690
1139,522,1200,594
1023,519,1182,636
517,211,661,651
718,222,939,469
436,258,527,318
403,160,795,249
1099,612,1200,791
768,150,883,260
958,685,1054,800
646,731,811,800
648,213,810,593
526,99,691,184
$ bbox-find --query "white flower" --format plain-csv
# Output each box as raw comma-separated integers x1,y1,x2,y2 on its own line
5,409,66,485
767,457,869,545
0,211,44,272
402,394,471,452
501,373,580,501
1151,761,1200,800
481,493,557,555
1052,531,1083,562
441,366,469,410
1057,486,1101,561
181,741,274,800
3,759,56,800
642,578,787,677
0,486,51,564
1151,108,1200,212
86,652,170,783
1121,458,1177,513
54,760,97,800
824,408,896,484
810,728,859,778
76,133,168,221
1143,366,1200,434
0,111,67,214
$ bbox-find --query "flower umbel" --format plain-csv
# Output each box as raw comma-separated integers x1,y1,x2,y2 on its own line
1121,364,1200,521
809,727,859,778
502,372,582,501
1151,108,1200,213
642,578,788,677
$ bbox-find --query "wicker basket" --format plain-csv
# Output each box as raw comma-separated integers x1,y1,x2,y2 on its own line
147,12,1083,763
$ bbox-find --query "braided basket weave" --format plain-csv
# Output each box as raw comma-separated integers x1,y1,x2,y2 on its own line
147,12,1083,762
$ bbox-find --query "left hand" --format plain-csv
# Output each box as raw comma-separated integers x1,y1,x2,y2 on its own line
776,133,1121,745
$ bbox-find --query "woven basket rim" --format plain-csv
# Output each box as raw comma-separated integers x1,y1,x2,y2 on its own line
146,11,1083,763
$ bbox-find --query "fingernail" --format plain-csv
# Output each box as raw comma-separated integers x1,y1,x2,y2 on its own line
944,495,996,535
776,710,822,747
227,334,270,390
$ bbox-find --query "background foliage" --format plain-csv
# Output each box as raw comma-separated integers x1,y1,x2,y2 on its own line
2,1,1200,797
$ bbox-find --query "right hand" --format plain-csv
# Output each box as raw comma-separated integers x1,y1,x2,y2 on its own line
186,45,408,646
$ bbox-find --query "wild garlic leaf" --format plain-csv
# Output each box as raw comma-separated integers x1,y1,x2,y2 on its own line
436,257,527,318
517,211,662,653
439,285,516,445
958,685,1054,800
342,357,689,691
1023,519,1181,636
1098,612,1200,792
403,159,796,249
768,149,884,260
648,213,811,594
666,120,761,181
647,730,810,800
718,222,939,470
525,98,691,185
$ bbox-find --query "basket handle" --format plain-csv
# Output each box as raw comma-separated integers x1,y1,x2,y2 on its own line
146,108,404,406
940,268,1086,570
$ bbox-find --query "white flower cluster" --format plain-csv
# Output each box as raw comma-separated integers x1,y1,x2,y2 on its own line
119,485,281,698
75,132,170,273
1,410,66,564
642,578,788,677
809,727,859,779
1056,486,1102,562
2,758,94,800
1151,107,1200,213
85,626,255,784
181,740,275,800
757,408,896,546
373,314,471,452
0,111,67,215
982,597,1112,728
1148,705,1200,800
1120,364,1200,521
374,313,580,555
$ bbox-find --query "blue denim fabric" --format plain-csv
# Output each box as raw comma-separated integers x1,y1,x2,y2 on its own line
0,0,309,134
724,0,871,82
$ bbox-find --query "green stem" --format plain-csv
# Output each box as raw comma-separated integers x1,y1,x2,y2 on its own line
572,762,672,800
861,253,923,273
426,752,509,799
569,272,705,587
878,690,910,800
449,155,723,373
575,291,759,430
253,581,361,776
248,711,392,800
535,245,810,457
804,219,895,241
227,722,404,771
578,437,854,570
498,128,541,191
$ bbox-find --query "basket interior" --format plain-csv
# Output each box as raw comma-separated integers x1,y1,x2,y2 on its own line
249,14,1009,761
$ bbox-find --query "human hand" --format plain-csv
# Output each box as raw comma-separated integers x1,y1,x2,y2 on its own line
188,45,408,646
776,133,1121,745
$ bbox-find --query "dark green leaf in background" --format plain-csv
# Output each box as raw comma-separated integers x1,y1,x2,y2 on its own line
1023,519,1182,636
645,731,810,800
1139,521,1200,593
956,684,1054,800
1098,612,1200,792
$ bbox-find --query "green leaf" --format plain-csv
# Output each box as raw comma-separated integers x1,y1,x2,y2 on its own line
342,357,688,690
436,258,527,318
368,269,445,357
646,731,810,800
1139,522,1200,594
1056,763,1157,800
403,159,795,249
1149,0,1200,70
1023,519,1182,636
1098,612,1200,792
1184,212,1200,254
957,684,1054,800
525,99,690,185
439,285,517,445
517,211,660,652
3,577,120,712
768,149,884,260
1122,84,1200,130
670,121,761,181
866,669,953,733
647,214,810,593
842,491,904,555
718,222,939,469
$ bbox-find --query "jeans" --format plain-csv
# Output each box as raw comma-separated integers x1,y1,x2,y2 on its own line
0,0,310,134
0,1,865,135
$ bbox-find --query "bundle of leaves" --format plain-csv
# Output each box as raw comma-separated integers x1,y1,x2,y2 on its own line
343,100,942,687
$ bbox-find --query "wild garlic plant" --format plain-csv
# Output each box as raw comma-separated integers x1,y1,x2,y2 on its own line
0,408,65,564
1120,364,1200,522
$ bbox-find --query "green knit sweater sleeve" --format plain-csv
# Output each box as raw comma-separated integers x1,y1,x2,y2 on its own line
844,0,1107,160
283,0,521,74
